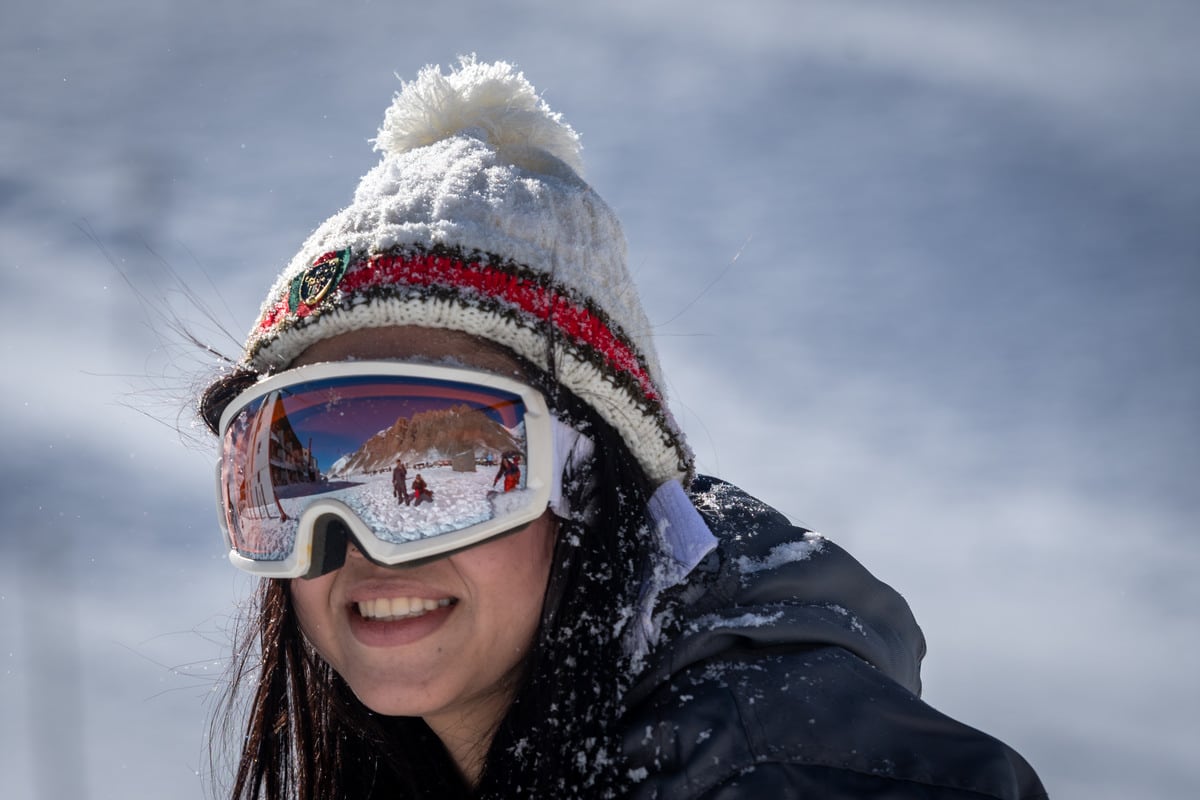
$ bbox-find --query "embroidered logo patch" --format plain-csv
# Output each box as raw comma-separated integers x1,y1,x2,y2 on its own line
289,248,351,311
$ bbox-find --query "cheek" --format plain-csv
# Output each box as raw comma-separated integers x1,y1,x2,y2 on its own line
514,515,558,588
464,517,557,628
288,575,336,648
509,519,558,622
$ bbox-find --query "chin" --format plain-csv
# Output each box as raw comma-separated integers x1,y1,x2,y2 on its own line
345,680,435,717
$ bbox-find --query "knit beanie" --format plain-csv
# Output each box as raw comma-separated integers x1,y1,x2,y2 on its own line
242,57,692,487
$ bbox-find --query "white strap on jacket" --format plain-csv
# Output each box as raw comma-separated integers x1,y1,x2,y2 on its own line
627,480,718,664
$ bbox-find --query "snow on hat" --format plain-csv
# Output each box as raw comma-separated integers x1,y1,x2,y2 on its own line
242,56,692,486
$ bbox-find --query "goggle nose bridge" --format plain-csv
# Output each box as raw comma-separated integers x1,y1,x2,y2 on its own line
305,510,350,578
294,498,393,578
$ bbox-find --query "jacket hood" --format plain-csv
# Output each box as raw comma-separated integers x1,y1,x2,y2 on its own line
625,476,927,707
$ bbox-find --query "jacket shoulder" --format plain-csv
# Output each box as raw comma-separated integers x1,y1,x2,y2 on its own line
654,476,927,696
624,646,1047,800
622,477,1046,799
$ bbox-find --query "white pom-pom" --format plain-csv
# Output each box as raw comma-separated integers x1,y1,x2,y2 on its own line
375,55,584,175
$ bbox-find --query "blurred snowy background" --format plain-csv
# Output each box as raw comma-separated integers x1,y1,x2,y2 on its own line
2,1,1197,797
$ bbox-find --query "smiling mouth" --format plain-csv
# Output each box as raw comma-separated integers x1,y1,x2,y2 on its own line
356,597,455,622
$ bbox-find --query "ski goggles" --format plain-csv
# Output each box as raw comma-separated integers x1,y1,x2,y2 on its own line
215,361,553,578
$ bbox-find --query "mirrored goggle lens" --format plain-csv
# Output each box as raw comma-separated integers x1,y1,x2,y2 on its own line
219,370,542,567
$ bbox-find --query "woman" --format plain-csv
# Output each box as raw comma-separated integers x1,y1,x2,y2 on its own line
200,58,1047,798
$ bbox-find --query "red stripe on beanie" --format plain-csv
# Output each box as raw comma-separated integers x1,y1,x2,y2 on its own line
257,253,659,402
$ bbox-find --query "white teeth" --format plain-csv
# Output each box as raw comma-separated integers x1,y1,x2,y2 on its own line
356,596,453,621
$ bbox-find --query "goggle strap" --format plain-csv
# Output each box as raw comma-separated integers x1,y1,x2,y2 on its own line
548,416,595,522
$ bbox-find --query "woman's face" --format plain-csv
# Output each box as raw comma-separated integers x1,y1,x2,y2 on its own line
287,327,557,735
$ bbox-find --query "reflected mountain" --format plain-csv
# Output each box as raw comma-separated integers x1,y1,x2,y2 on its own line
330,404,519,476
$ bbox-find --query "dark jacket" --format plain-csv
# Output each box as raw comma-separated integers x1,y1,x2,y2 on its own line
622,477,1047,799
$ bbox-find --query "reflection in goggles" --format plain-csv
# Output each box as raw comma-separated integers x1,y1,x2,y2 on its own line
221,375,534,562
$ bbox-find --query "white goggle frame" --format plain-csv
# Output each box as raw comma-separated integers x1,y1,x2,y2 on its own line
215,361,553,578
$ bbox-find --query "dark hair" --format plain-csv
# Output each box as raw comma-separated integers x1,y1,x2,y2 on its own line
207,368,656,799
199,367,259,434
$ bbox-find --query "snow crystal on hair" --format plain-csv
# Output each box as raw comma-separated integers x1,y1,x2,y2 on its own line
376,55,584,176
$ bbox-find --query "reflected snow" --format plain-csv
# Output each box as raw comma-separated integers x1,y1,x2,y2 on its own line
238,465,532,557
